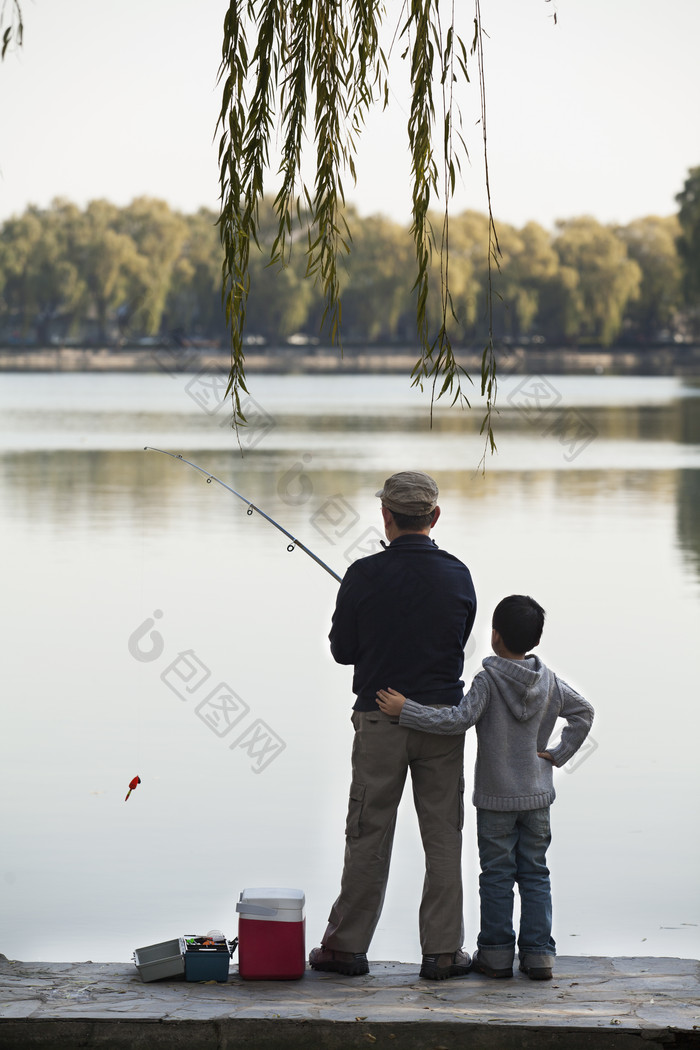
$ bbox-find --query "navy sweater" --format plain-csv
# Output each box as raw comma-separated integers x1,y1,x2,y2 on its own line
329,534,477,711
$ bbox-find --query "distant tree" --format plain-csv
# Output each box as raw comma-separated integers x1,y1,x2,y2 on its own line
74,200,147,343
0,201,83,342
233,196,313,342
491,220,560,341
676,167,700,315
165,208,225,338
117,198,189,336
246,244,313,343
617,216,683,341
428,213,560,346
338,211,414,342
433,210,489,342
552,217,642,346
534,261,580,345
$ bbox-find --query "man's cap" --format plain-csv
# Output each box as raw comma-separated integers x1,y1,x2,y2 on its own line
375,471,439,516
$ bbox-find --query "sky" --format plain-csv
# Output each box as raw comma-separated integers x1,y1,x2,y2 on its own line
0,0,699,232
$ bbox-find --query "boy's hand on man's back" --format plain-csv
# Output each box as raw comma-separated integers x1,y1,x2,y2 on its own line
376,688,407,716
538,751,555,764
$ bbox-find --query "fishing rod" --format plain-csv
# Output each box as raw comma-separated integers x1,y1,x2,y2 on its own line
144,447,342,583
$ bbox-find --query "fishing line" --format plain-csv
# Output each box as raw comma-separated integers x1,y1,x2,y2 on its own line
129,446,152,798
144,447,342,583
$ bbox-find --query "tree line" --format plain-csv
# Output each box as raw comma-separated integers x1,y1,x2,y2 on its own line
1,169,698,350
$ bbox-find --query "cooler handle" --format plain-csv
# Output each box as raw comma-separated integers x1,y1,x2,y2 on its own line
236,902,278,916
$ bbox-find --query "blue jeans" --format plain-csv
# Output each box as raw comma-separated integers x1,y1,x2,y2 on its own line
476,807,556,969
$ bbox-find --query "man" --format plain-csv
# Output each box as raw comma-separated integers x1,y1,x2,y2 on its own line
309,471,477,980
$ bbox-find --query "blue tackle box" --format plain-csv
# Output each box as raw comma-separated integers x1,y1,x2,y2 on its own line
183,935,233,982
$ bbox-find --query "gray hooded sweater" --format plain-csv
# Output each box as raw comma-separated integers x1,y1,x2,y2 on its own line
399,655,594,811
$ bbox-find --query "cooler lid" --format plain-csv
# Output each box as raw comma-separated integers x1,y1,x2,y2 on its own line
238,887,305,912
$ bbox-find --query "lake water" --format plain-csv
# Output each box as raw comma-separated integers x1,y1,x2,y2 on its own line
1,369,699,965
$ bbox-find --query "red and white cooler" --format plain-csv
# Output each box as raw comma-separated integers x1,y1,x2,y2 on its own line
236,887,306,980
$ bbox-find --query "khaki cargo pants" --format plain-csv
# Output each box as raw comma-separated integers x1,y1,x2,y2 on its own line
322,709,466,955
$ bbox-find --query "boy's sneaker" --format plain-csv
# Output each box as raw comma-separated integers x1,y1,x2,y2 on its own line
519,959,553,981
420,949,472,981
471,949,513,978
309,947,369,976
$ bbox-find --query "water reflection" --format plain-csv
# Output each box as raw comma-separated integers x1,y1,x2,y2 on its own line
677,469,700,573
3,444,699,586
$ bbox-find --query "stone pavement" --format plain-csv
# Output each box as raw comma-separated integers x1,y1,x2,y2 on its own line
1,954,699,1049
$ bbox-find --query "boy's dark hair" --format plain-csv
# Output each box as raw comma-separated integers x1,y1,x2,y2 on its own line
390,509,436,531
492,595,545,654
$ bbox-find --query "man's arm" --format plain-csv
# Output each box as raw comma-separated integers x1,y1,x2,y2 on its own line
328,572,358,665
461,580,477,649
544,678,595,767
379,674,490,735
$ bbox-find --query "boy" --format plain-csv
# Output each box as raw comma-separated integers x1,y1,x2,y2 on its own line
376,594,594,981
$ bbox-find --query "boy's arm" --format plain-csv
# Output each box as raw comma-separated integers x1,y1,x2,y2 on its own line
545,678,595,767
385,675,490,735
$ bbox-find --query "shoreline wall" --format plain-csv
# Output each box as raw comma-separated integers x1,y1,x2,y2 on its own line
0,344,699,377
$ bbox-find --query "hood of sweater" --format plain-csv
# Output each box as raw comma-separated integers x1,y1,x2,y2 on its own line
481,654,550,722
